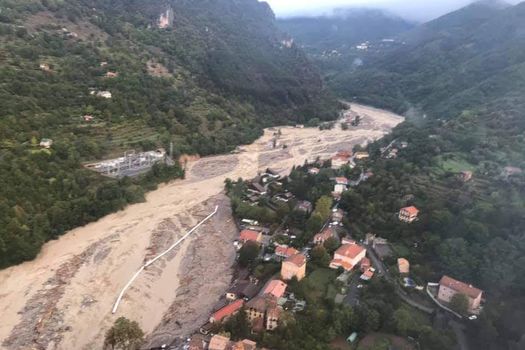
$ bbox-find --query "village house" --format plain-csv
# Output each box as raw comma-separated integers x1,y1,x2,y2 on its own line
245,295,281,332
232,339,257,350
308,167,320,175
360,257,371,272
39,63,51,72
262,279,287,299
239,229,262,245
331,151,353,169
209,299,244,323
275,245,299,259
39,138,53,149
94,90,112,99
330,243,366,271
360,268,375,281
354,152,369,160
209,334,232,350
313,227,337,245
333,183,347,195
341,236,355,245
399,206,419,223
335,177,349,186
459,170,473,182
294,200,313,214
331,208,344,223
313,227,337,244
398,258,410,275
281,254,306,281
105,71,119,78
82,115,94,122
188,334,207,350
438,275,483,314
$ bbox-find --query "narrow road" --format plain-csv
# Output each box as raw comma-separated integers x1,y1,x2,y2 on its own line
365,244,434,314
366,244,470,350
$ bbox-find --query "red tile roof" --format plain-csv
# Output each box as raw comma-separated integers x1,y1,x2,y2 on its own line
275,245,299,258
361,269,374,280
335,177,349,185
439,275,482,299
336,150,353,158
332,155,350,162
240,229,260,243
335,243,365,259
360,257,371,268
401,206,419,215
284,253,306,267
397,258,410,274
210,299,244,322
314,228,335,243
262,280,287,299
330,258,354,270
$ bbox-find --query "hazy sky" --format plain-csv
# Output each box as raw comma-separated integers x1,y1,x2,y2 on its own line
263,0,520,21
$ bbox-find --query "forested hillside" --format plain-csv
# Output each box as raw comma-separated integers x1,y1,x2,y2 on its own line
320,1,525,349
278,8,414,55
0,0,338,268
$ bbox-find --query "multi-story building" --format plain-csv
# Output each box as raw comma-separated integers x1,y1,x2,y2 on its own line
438,275,483,313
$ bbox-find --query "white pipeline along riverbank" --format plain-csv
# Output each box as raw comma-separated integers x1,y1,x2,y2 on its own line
112,206,219,314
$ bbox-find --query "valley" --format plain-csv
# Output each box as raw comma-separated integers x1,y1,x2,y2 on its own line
0,104,404,350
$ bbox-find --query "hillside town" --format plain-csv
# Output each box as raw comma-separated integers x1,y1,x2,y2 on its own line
175,143,484,350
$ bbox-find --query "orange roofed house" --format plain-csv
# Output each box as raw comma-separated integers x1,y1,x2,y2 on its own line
208,335,231,350
330,243,366,271
275,245,299,259
331,151,353,169
239,229,262,245
398,258,410,274
262,279,287,299
232,339,257,350
399,206,419,223
210,299,244,323
313,227,336,245
280,253,306,281
438,275,483,313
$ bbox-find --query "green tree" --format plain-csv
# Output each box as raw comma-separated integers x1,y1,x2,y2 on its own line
314,196,333,221
323,237,340,254
310,245,331,267
306,213,324,234
450,293,469,315
238,241,260,267
104,317,144,350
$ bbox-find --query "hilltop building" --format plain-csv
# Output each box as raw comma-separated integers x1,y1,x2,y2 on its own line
438,275,483,314
399,206,419,223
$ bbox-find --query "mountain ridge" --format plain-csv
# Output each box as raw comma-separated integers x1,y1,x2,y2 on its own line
0,0,338,268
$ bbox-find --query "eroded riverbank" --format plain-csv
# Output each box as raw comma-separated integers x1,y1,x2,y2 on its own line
0,104,404,349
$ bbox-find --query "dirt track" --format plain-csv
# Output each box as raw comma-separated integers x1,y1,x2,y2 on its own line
0,104,403,350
